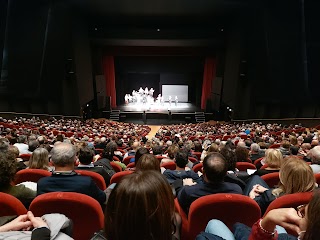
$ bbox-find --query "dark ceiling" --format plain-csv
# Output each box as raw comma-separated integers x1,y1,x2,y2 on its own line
68,0,258,47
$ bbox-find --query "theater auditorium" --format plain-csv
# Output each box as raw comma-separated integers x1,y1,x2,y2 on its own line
0,0,320,240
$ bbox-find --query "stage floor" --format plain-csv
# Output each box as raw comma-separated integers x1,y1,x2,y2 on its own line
116,102,200,113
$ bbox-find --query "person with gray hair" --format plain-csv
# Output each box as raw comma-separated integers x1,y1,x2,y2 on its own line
309,146,320,173
37,143,107,205
250,143,265,162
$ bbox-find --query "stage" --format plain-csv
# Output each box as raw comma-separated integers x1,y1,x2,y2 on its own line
117,102,199,113
100,102,214,125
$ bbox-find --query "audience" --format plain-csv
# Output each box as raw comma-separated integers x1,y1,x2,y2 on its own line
0,116,319,239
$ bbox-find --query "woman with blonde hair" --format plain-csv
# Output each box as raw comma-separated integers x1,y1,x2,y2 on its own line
253,149,283,176
28,147,52,171
246,157,315,214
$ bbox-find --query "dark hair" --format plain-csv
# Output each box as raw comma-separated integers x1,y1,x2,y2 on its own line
135,147,149,165
193,141,202,152
219,147,237,171
303,190,320,240
203,152,227,183
28,140,39,152
152,145,163,155
235,146,249,162
136,154,160,172
175,150,188,168
105,171,175,240
290,146,299,155
103,142,117,159
79,146,94,164
0,151,17,189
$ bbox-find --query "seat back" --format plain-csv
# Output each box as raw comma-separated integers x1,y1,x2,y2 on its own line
30,192,104,240
235,162,256,171
192,162,203,173
75,170,106,190
261,172,280,188
192,152,201,160
187,194,261,240
110,161,122,172
123,156,135,165
126,162,135,168
188,157,198,163
14,169,52,184
161,161,176,170
269,143,281,149
19,154,32,161
0,192,27,216
314,173,320,185
264,191,313,216
110,171,133,185
254,157,264,167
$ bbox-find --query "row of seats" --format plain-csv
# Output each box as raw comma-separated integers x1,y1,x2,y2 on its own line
0,190,314,240
0,192,104,240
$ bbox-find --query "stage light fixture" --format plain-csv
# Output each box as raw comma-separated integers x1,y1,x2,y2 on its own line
157,28,160,32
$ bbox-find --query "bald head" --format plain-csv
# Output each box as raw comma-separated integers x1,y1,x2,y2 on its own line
51,143,76,167
132,141,140,151
203,152,227,183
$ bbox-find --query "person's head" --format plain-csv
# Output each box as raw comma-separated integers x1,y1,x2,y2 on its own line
50,143,76,168
175,150,189,168
105,171,175,240
309,146,320,165
235,146,249,162
193,141,202,152
17,135,27,144
167,145,179,159
0,138,10,152
219,147,237,171
152,145,163,155
289,136,298,146
103,141,117,159
281,140,290,149
302,190,320,240
132,141,140,151
264,149,283,168
9,145,19,158
290,145,299,155
203,152,227,184
0,151,17,189
207,143,219,153
250,143,260,153
134,147,149,165
28,148,49,170
78,146,94,165
135,154,160,172
28,140,39,152
272,157,315,197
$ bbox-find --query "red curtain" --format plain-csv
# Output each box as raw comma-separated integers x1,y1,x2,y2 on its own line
201,57,216,110
103,56,117,108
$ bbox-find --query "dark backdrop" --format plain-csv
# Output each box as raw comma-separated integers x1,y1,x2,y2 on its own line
114,56,203,106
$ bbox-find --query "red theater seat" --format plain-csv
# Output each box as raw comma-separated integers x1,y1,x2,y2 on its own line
0,192,27,216
75,170,106,190
30,192,104,240
14,169,51,184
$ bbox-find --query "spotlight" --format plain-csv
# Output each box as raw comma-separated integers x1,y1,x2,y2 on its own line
227,107,229,110
157,28,160,32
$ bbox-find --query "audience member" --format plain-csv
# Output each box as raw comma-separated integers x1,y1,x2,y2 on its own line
308,146,320,174
253,149,283,176
28,148,52,171
177,152,242,214
37,143,107,205
101,171,181,240
75,146,111,185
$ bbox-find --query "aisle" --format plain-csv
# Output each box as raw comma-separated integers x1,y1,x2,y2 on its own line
146,125,161,139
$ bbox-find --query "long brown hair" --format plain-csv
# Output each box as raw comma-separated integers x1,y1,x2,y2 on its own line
135,154,160,172
105,171,175,240
303,190,320,240
28,148,49,170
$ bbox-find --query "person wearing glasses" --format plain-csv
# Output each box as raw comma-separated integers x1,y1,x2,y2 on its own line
200,190,320,240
